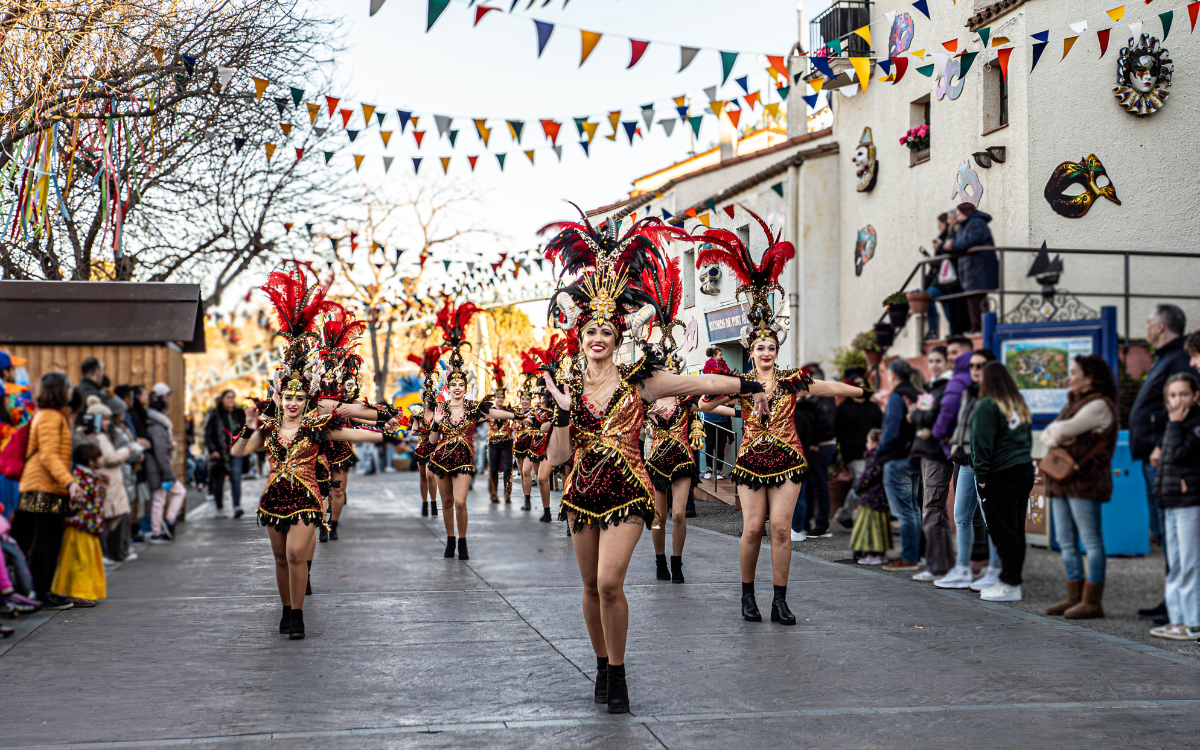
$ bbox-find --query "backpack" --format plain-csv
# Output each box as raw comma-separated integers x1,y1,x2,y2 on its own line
0,421,32,481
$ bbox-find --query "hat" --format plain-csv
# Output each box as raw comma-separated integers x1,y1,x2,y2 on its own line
105,395,128,416
86,395,112,417
0,351,10,370
151,382,173,397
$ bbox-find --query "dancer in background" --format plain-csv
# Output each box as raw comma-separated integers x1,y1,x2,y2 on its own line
407,346,444,517
486,358,514,505
693,208,867,625
514,351,540,512
314,304,366,542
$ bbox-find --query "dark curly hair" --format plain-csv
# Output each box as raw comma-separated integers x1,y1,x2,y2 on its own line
1074,354,1118,402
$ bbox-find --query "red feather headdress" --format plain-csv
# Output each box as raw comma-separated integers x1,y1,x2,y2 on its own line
260,261,335,399
634,252,685,354
488,356,506,393
434,298,481,386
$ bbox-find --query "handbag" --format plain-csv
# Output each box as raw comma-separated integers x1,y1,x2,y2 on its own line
1039,441,1106,484
937,258,958,285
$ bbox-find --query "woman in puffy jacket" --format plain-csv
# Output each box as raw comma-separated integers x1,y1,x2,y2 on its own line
1150,373,1200,641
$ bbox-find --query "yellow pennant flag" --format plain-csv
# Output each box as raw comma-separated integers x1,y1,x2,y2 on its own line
853,25,871,46
810,76,826,94
380,130,392,147
362,104,376,124
605,133,617,141
252,77,269,101
279,123,292,136
411,116,419,128
524,150,535,165
697,214,710,227
440,156,451,173
763,102,781,119
991,36,1010,47
1106,5,1125,22
1062,35,1079,60
306,103,320,124
908,48,925,59
581,120,599,143
354,154,365,171
607,110,621,134
264,143,276,161
673,95,686,107
710,100,726,117
473,118,491,146
580,30,602,66
849,57,872,91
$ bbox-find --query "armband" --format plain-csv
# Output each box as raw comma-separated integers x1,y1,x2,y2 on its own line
554,406,570,427
237,426,254,441
739,377,765,395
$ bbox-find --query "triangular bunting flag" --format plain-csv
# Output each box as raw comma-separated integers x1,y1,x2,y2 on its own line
264,143,276,161
710,100,726,117
810,56,835,78
687,115,703,138
581,121,598,142
628,39,649,68
734,75,750,94
659,119,676,136
324,95,339,117
810,77,826,94
540,119,561,146
467,156,478,171
943,39,958,53
383,156,394,173
828,38,843,56
579,140,590,156
912,0,930,20
977,27,991,47
339,108,353,128
428,0,451,30
507,120,524,143
776,84,790,100
1160,11,1173,40
996,47,1013,80
553,145,562,162
440,156,451,174
573,117,588,136
534,20,554,57
743,91,760,109
1069,20,1088,34
958,51,977,76
252,77,269,101
381,131,392,147
849,57,872,90
802,93,819,108
434,115,452,138
284,222,294,233
361,104,376,124
524,149,535,164
916,63,935,77
347,129,359,142
621,121,637,143
280,123,292,136
676,104,689,122
448,129,458,146
726,108,741,128
1190,2,1199,32
640,104,654,130
853,25,872,45
723,205,736,219
766,55,788,80
474,5,499,25
1098,29,1112,57
323,151,333,164
376,111,386,126
1129,21,1143,40
580,30,602,65
473,118,491,146
496,153,507,170
1032,42,1048,71
697,214,710,227
397,110,412,132
1106,6,1125,23
233,137,246,153
413,130,426,147
217,66,236,90
412,157,422,173
353,154,364,171
877,59,892,76
306,102,319,124
1062,36,1079,60
719,51,738,84
679,46,700,72
703,85,718,101
661,209,673,220
771,182,785,198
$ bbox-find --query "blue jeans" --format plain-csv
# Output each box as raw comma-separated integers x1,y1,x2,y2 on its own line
1143,462,1166,551
883,459,921,562
954,465,1002,568
794,444,836,534
1051,496,1106,583
1164,506,1200,627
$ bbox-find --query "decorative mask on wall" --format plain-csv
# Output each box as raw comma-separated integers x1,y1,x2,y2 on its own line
699,263,722,295
1114,34,1172,116
854,225,877,277
934,57,965,101
888,13,914,57
853,127,878,192
684,317,699,351
1044,154,1120,218
950,160,984,206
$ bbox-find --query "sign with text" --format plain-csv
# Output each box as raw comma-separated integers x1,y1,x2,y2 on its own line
705,304,750,344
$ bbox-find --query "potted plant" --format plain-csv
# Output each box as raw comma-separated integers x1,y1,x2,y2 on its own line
883,291,910,328
832,345,868,377
852,329,885,365
900,125,930,151
872,322,895,350
906,288,931,314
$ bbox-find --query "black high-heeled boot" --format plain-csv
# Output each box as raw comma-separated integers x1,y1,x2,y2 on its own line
606,663,629,714
770,584,796,625
655,554,670,581
329,520,339,541
457,537,470,560
670,555,685,584
741,582,762,622
594,656,609,704
444,536,456,558
421,501,429,517
431,500,439,516
279,605,291,634
306,560,313,596
319,523,329,543
539,507,552,523
288,609,305,640
522,495,532,511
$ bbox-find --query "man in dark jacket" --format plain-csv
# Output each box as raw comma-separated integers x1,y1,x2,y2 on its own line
946,203,997,334
832,369,883,528
908,347,955,579
792,365,838,540
204,390,247,519
1129,305,1199,620
878,359,922,569
78,357,105,402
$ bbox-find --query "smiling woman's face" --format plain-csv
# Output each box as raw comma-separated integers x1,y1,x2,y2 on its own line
282,393,308,418
751,338,777,370
582,321,617,362
448,380,466,400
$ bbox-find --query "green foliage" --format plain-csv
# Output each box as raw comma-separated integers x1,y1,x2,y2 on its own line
850,330,882,353
832,346,868,376
883,291,908,306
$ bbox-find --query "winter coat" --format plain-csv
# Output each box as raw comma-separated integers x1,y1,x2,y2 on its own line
94,429,142,517
1154,406,1200,509
799,395,836,445
1128,336,1200,460
970,397,1033,485
18,408,74,497
909,372,952,462
951,210,998,291
1042,392,1118,502
203,406,245,470
949,382,981,466
877,380,921,465
835,397,883,462
933,351,973,444
145,408,176,487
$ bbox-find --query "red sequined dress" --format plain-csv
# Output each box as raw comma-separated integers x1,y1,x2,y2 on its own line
429,400,483,478
730,370,813,490
255,408,335,530
412,412,436,465
560,358,658,533
528,406,552,463
513,418,534,458
646,399,699,493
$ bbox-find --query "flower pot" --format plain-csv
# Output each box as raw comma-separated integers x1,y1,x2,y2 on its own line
906,291,931,314
872,322,895,348
864,349,883,366
886,303,910,329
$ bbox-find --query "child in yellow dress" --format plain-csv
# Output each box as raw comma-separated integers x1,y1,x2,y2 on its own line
50,443,107,605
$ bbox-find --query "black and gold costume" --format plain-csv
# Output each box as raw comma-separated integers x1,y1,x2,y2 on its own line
729,370,813,490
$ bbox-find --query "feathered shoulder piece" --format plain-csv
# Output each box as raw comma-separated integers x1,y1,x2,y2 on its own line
777,370,815,394
619,351,668,390
321,303,367,353
694,205,794,349
520,348,542,375
261,261,335,338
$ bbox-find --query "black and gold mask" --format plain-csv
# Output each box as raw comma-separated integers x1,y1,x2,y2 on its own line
1044,154,1120,219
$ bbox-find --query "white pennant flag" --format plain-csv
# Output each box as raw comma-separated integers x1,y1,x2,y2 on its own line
703,85,718,101
931,53,949,79
1129,21,1143,39
885,11,897,26
217,66,237,89
383,156,394,173
641,106,654,131
553,145,563,162
1069,19,1088,34
839,83,860,98
659,119,676,137
434,114,453,138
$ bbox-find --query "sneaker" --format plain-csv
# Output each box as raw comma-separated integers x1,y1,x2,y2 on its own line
857,554,885,565
165,521,176,538
790,530,806,542
912,570,937,582
980,582,1022,602
715,471,727,480
970,566,1002,592
1,592,41,613
808,529,833,539
41,595,74,610
214,507,229,519
933,565,974,589
883,559,919,570
148,535,171,544
703,469,712,480
233,508,245,519
123,552,139,562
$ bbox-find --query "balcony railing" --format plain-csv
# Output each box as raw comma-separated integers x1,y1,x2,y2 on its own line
809,0,873,60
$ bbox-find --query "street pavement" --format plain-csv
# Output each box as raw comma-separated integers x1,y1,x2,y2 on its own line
2,471,1199,749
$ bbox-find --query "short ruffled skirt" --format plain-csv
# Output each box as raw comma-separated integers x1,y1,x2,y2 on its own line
647,440,698,493
429,440,475,478
731,442,806,490
560,453,655,534
513,432,532,458
529,433,548,464
320,440,357,472
257,482,324,532
414,441,436,465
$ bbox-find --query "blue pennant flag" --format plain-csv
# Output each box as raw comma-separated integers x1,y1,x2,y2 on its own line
579,139,590,157
534,20,554,58
347,129,359,142
661,208,672,220
877,59,893,76
676,105,688,122
810,56,836,79
622,121,637,144
802,93,820,109
912,0,930,20
1030,30,1050,72
734,75,749,94
412,157,423,173
397,110,412,132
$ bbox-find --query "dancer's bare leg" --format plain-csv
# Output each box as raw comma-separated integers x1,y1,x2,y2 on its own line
765,481,802,585
595,519,644,666
569,520,606,658
670,478,690,557
439,475,456,537
453,474,472,537
737,486,769,583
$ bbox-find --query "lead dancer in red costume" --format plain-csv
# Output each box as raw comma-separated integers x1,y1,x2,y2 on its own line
695,208,868,625
538,209,772,714
407,346,444,517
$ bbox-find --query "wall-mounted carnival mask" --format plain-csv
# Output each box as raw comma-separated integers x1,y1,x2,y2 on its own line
1044,154,1120,218
1114,34,1172,116
888,13,914,57
853,127,878,192
934,56,965,101
854,225,877,277
950,160,983,206
699,263,722,295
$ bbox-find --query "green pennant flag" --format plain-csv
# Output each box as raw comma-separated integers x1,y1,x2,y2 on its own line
959,51,979,76
776,85,790,100
330,238,339,251
771,182,784,197
443,260,451,272
828,38,842,56
496,153,506,170
977,27,990,48
719,51,738,85
290,87,304,108
916,64,935,77
376,111,386,126
448,129,459,147
427,0,450,31
1160,10,1173,41
573,116,589,137
323,151,334,164
704,198,716,211
687,115,704,138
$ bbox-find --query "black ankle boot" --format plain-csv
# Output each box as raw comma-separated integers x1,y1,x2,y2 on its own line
522,495,532,511
594,656,609,704
444,536,456,558
606,663,629,714
329,520,339,541
421,501,429,517
279,605,291,634
319,523,329,543
288,609,305,639
431,500,438,516
742,582,762,622
670,555,685,584
771,584,796,625
540,507,552,523
656,554,670,581
457,537,469,560
306,560,313,596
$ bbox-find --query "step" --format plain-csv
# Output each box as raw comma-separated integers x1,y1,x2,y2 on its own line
694,478,740,509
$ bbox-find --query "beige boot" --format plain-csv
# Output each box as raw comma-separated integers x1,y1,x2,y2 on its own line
1065,582,1105,619
1045,579,1084,616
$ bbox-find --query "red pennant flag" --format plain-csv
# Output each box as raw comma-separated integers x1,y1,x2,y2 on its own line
284,222,294,233
890,56,909,84
765,55,789,80
413,130,426,147
628,39,650,68
942,39,959,52
1097,28,1111,57
726,108,741,128
474,5,499,25
324,95,339,117
743,91,760,109
499,253,508,263
338,108,353,128
685,208,697,218
1190,1,1199,31
294,147,303,162
468,155,478,171
539,119,561,146
722,205,735,219
491,262,501,273
996,47,1013,80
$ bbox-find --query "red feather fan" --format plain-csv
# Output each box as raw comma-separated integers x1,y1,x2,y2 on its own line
694,205,794,288
544,332,570,363
635,253,683,333
563,328,580,357
406,345,444,374
434,300,482,345
520,349,542,375
260,261,336,335
321,302,367,351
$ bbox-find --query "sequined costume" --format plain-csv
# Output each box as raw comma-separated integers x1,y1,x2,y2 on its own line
488,416,513,446
256,408,335,531
647,399,699,493
560,358,659,533
730,370,813,490
412,412,437,465
429,400,484,478
528,406,552,463
513,422,534,458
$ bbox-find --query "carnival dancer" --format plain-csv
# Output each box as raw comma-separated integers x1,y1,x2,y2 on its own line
313,304,367,542
537,210,771,714
427,301,518,560
693,208,867,625
528,335,572,523
407,346,444,517
485,358,515,505
513,351,540,511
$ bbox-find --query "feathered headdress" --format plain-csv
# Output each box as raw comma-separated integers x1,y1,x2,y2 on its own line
434,299,481,386
695,205,795,348
315,302,368,401
519,348,543,398
488,356,507,400
260,261,334,399
406,345,444,398
637,252,685,361
539,204,690,338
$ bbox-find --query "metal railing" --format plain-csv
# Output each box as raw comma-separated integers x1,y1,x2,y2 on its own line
809,1,872,60
694,420,739,495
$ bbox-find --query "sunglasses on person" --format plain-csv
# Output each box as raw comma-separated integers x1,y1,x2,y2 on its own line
969,363,986,370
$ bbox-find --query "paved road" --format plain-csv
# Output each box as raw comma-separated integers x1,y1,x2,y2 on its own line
2,472,1199,749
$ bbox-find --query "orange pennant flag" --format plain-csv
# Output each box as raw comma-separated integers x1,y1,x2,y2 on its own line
685,207,697,218
252,77,269,101
306,103,320,124
440,156,451,173
697,214,711,227
580,30,602,66
726,108,741,128
380,130,392,147
361,104,375,124
324,95,339,117
1062,35,1079,60
410,116,419,128
264,143,276,161
279,123,292,136
765,55,789,80
524,149,535,165
353,154,364,171
996,47,1013,80
607,110,621,134
151,46,164,64
942,39,959,52
540,119,561,146
743,91,760,109
763,102,781,119
338,108,353,128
